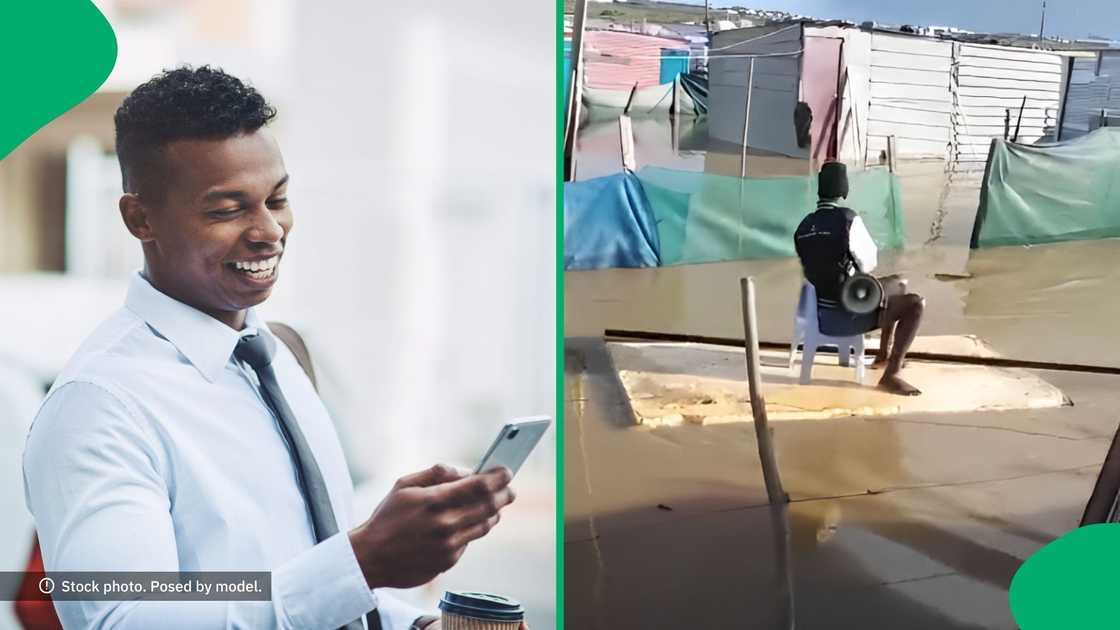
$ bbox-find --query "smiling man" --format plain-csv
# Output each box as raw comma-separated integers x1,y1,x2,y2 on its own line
23,66,520,630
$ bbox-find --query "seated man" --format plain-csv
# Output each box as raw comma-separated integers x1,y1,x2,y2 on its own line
794,161,925,396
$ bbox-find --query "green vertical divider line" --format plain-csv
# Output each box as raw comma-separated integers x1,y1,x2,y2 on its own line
555,0,566,627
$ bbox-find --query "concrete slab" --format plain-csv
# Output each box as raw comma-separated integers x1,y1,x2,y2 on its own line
609,341,1066,426
865,333,1002,358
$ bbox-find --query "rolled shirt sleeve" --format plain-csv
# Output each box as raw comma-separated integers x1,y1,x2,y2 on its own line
23,381,380,629
848,215,878,274
374,591,435,630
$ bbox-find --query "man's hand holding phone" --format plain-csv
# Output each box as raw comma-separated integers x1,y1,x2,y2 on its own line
349,464,515,589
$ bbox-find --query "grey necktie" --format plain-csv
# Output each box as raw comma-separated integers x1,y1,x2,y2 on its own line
235,333,376,630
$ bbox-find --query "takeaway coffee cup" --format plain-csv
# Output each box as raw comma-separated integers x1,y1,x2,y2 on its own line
438,591,524,629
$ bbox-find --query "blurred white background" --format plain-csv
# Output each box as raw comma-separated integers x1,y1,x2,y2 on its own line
0,0,555,628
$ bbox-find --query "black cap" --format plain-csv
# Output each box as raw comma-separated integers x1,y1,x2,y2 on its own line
439,591,525,622
818,161,848,199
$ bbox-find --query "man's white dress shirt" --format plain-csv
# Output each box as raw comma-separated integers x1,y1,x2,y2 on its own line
23,272,427,629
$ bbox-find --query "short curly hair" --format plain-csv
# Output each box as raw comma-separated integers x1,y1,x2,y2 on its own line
114,65,277,198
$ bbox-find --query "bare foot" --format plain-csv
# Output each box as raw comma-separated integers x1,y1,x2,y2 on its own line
878,373,921,396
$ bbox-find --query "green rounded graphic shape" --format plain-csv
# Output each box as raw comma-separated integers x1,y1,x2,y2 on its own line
0,1,117,160
1009,523,1120,629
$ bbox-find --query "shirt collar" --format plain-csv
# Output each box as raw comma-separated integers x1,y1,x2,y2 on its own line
124,271,274,382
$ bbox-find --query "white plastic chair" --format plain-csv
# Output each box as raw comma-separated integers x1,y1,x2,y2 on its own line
788,282,867,385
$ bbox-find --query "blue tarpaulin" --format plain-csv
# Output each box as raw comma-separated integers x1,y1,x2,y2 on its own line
564,172,661,270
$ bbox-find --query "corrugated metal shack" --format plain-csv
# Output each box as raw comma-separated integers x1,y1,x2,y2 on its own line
583,30,692,91
1057,49,1120,139
709,21,1077,170
708,24,808,158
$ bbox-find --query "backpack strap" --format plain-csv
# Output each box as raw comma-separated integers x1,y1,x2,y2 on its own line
267,322,318,392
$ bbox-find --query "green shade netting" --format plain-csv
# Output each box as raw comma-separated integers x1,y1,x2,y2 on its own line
972,128,1120,248
636,166,905,265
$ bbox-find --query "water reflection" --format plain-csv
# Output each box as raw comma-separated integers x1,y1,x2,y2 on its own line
574,116,710,180
575,115,819,181
567,237,1120,368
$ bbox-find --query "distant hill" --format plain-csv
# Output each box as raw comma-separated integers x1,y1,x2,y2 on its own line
563,1,803,28
565,0,708,26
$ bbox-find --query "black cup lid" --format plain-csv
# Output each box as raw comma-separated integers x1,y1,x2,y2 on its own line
439,591,524,621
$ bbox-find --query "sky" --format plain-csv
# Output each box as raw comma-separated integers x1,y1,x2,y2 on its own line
672,0,1119,40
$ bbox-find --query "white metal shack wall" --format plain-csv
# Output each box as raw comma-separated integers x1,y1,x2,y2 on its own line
1100,51,1120,115
1059,54,1106,139
951,43,1062,167
866,32,953,160
708,24,806,157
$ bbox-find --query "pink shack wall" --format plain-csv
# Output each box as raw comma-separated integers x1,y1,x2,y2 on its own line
583,30,691,91
802,36,844,161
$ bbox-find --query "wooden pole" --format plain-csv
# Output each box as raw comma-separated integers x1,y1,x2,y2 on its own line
672,112,680,154
672,74,680,120
1004,108,1011,140
740,57,755,179
740,277,787,505
886,135,897,173
770,504,797,630
1013,95,1027,142
618,115,636,172
671,78,681,154
1056,56,1074,141
1039,0,1047,43
563,0,589,182
623,82,639,115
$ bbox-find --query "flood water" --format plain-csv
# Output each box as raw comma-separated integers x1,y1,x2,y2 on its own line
569,116,1120,368
565,113,1119,628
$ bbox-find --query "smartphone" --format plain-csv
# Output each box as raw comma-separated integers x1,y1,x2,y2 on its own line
475,416,552,477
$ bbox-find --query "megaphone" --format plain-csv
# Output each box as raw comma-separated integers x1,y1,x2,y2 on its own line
840,273,884,315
